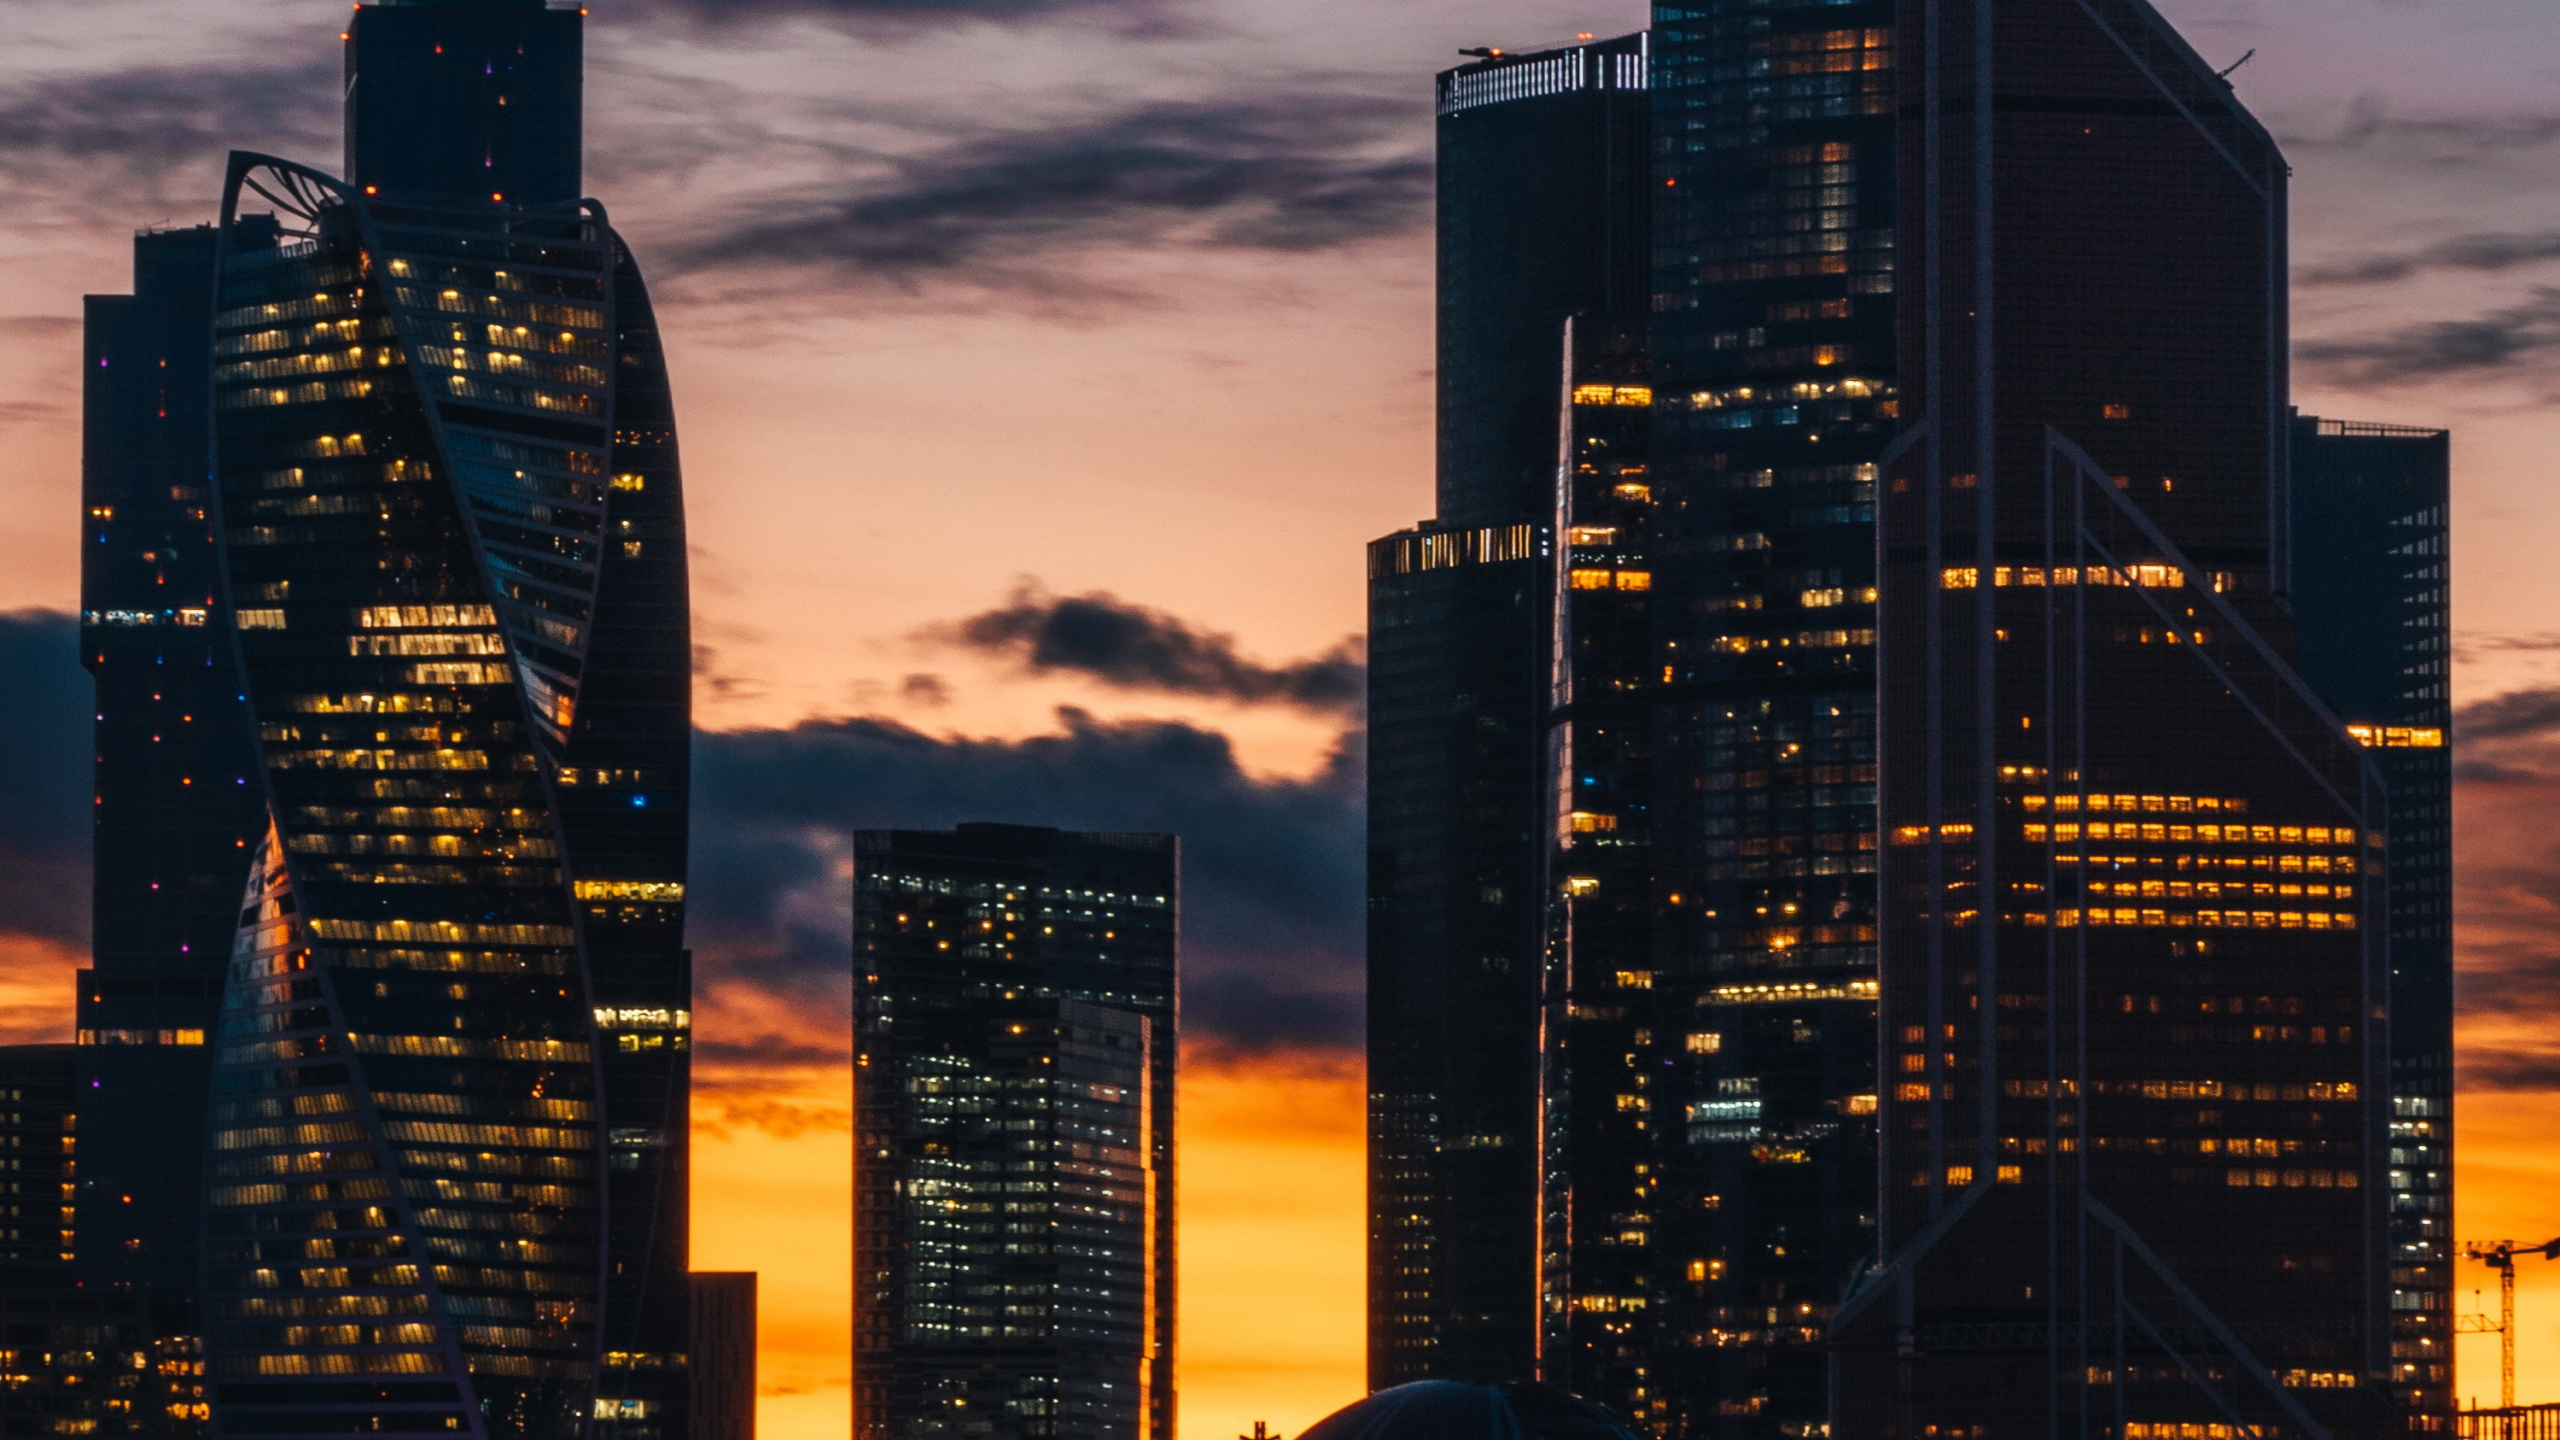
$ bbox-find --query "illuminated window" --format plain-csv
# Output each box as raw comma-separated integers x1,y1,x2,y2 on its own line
2345,724,2443,748
1614,571,1652,591
1569,569,1614,590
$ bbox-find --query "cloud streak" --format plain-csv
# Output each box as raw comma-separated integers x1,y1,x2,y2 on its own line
674,95,1429,280
2301,231,2560,289
0,59,335,179
2450,687,2560,1093
936,581,1363,714
2296,288,2560,388
2284,97,2560,162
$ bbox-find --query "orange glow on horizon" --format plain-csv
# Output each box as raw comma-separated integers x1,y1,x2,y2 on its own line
689,1023,1366,1440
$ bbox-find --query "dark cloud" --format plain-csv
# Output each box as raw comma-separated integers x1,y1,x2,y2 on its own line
0,59,336,180
2295,288,2560,388
935,581,1363,714
2450,686,2560,745
2301,231,2560,288
0,603,1360,1049
675,95,1429,278
689,707,1364,1049
2449,686,2560,1091
0,612,94,949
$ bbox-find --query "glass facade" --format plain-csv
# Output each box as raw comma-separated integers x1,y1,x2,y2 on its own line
2289,415,2454,1428
1640,3,1897,1431
1369,35,1647,1392
852,826,1176,1440
181,5,693,1434
344,0,584,211
1399,3,2448,1431
1366,518,1548,1387
79,224,272,1311
1436,35,1651,530
204,155,620,1437
1838,1,2392,1434
1538,319,1663,1407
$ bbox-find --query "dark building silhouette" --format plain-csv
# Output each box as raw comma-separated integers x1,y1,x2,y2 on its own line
690,1272,757,1440
2290,414,2454,1424
1436,35,1651,530
1367,36,1647,1393
0,1048,79,1269
852,825,1176,1440
184,3,692,1435
0,1285,204,1436
1838,0,2397,1434
1536,319,1665,1408
1393,3,2451,1435
79,226,269,1310
1298,1380,1647,1440
344,0,584,209
1584,6,1898,1429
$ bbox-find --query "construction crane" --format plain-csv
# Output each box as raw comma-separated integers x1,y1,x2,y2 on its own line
2460,1237,2560,1409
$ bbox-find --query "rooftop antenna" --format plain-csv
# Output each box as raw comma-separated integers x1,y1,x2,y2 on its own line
2215,47,2255,80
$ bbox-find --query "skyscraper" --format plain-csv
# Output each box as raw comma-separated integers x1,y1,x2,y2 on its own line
193,3,691,1435
80,224,270,1304
1835,0,2395,1433
1605,5,1898,1429
689,1272,759,1440
1367,36,1647,1391
1395,2,2452,1433
852,825,1176,1440
2289,415,2454,1426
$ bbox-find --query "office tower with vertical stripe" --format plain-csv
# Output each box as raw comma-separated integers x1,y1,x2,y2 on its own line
1367,37,1648,1392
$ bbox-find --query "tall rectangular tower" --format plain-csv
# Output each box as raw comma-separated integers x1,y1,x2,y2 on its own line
1632,3,1899,1429
2289,415,2454,1427
1367,36,1647,1391
1839,0,2394,1434
852,825,1177,1440
78,225,268,1303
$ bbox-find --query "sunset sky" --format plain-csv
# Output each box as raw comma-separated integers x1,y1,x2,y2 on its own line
7,0,2560,1430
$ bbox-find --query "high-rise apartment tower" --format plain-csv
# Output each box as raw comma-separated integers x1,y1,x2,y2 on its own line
852,825,1177,1440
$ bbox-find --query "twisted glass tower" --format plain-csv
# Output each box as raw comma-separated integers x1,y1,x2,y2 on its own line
201,4,691,1436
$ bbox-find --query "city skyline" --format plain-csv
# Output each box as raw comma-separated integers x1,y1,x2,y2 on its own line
4,0,2560,1437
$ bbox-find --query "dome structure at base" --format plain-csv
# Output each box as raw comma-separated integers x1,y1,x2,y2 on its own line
1297,1381,1646,1440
